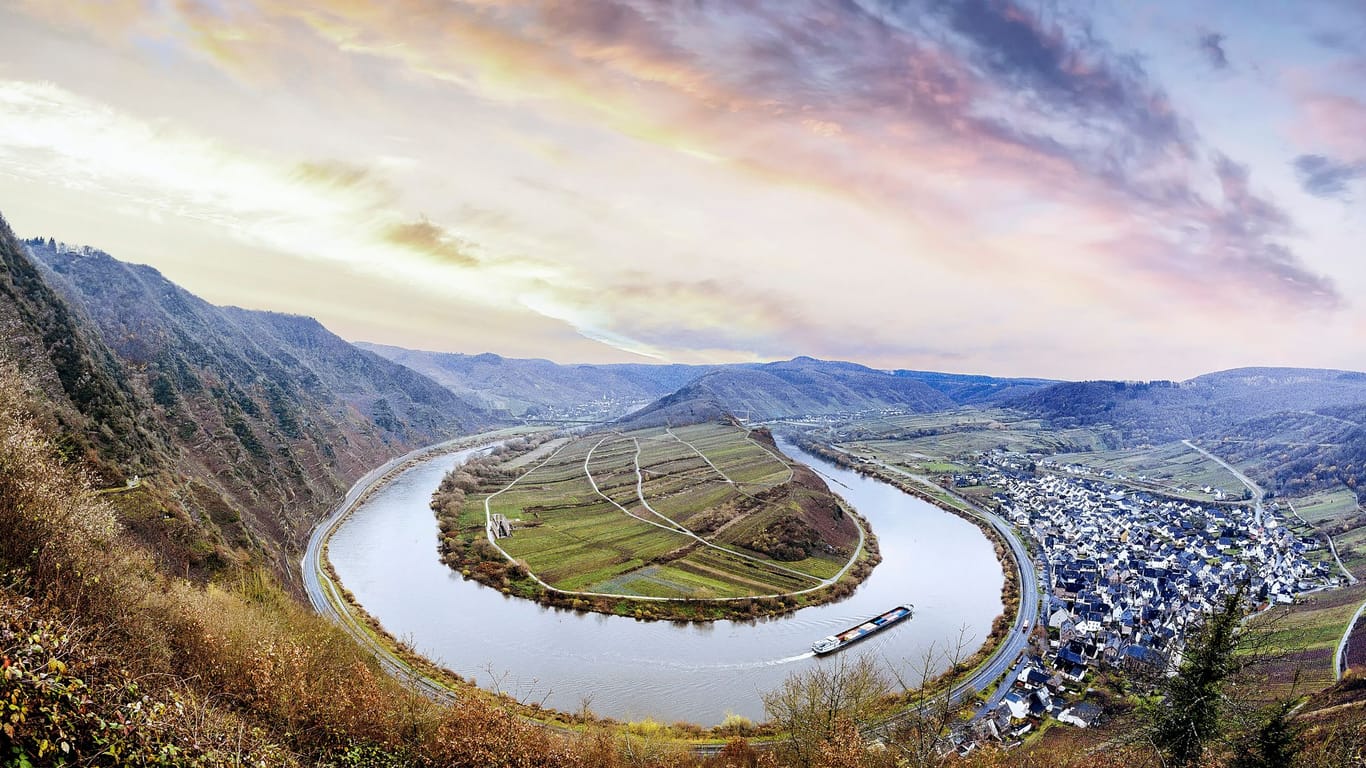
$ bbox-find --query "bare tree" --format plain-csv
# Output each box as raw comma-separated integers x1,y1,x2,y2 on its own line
879,627,974,768
762,653,890,768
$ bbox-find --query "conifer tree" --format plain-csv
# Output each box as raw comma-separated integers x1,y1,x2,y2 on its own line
1145,584,1247,768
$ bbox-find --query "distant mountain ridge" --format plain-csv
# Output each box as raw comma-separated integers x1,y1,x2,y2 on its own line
365,343,1060,426
358,342,718,417
621,356,995,426
1006,367,1366,498
1006,367,1366,440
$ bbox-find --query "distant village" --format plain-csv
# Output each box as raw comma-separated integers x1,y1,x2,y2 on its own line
950,452,1340,752
518,395,651,423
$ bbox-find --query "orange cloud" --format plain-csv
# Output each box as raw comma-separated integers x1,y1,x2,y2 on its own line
383,217,478,268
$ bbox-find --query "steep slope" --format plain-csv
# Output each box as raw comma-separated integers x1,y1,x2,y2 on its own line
358,342,716,417
623,356,955,425
10,232,488,579
0,221,168,483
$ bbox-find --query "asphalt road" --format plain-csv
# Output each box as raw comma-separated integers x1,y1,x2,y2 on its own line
1183,439,1264,524
1338,599,1366,681
301,432,513,704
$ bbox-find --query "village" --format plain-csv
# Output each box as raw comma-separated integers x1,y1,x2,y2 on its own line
951,455,1342,751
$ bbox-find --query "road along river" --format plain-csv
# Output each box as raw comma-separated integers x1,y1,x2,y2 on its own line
324,438,1005,725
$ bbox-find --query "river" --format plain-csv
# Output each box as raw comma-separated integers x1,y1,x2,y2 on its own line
326,438,1004,725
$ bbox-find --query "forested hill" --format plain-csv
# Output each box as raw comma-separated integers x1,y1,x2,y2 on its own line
1006,369,1366,498
3,223,489,581
1006,369,1366,441
892,369,1057,405
622,357,958,425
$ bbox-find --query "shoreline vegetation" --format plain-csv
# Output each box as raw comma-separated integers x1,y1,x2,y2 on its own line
428,424,882,622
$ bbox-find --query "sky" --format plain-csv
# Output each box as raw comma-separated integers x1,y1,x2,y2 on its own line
0,1,1363,381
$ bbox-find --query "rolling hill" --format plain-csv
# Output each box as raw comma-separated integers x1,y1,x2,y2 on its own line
621,356,959,425
1006,368,1366,497
892,369,1057,405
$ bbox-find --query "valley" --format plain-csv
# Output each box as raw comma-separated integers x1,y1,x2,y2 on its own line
3,213,1365,764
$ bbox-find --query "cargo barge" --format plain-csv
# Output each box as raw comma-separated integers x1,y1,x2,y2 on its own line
812,605,914,655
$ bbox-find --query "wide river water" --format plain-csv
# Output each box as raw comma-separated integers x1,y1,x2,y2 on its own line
327,438,1004,725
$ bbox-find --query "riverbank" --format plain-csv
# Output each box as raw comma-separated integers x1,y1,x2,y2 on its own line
304,431,781,744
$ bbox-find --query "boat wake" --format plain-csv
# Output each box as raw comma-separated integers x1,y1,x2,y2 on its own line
590,650,818,674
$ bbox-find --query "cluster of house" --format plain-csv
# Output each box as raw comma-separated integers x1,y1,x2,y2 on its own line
956,464,1338,746
521,395,650,423
954,657,1103,753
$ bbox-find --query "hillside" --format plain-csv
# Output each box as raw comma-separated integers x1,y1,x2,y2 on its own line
2,224,489,581
892,369,1057,405
1006,368,1366,496
358,342,716,417
622,356,956,425
0,361,656,767
611,385,734,429
1008,368,1366,436
0,221,168,484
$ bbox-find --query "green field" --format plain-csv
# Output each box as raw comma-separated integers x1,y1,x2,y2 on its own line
1050,442,1247,498
1288,487,1361,524
481,423,858,600
1247,474,1366,693
830,409,1112,463
1251,582,1366,695
1335,525,1366,576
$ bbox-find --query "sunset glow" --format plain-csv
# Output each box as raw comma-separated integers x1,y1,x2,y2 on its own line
2,1,1364,378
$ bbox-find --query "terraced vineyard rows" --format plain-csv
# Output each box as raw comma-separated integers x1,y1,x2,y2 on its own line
482,422,860,600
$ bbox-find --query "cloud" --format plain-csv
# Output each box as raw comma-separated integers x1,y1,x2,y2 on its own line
1293,154,1366,198
1197,31,1229,70
1293,90,1366,158
0,78,562,312
383,217,479,267
2,0,1350,370
292,160,376,190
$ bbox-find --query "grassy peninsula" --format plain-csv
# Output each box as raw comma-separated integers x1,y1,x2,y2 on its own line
430,421,879,620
